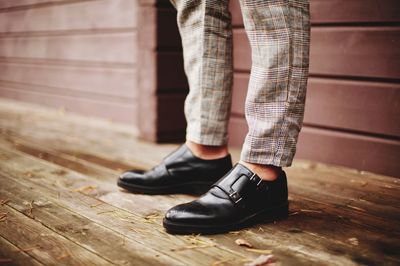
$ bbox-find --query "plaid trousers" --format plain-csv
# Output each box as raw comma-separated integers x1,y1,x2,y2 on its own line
170,0,310,167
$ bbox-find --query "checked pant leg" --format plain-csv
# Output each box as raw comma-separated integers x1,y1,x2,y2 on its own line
238,0,310,167
170,0,234,146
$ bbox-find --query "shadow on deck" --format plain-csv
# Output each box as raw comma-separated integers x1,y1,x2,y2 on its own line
0,99,399,266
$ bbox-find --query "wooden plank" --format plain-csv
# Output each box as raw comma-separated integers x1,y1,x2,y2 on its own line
231,74,400,137
304,78,400,137
1,96,399,210
0,103,399,227
0,62,137,98
310,0,400,24
233,27,400,80
0,0,137,32
228,117,400,177
3,131,400,234
0,85,138,125
0,149,249,266
0,32,137,64
0,141,397,266
1,99,400,264
309,27,400,79
0,100,168,168
0,0,67,9
297,126,400,178
0,78,136,103
0,206,112,265
1,126,399,265
0,235,43,266
0,174,183,266
230,0,400,26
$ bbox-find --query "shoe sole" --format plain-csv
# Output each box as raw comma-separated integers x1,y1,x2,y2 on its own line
163,202,289,235
117,179,212,195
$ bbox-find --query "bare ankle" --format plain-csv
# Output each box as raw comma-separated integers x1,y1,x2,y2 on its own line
186,140,229,160
239,160,281,181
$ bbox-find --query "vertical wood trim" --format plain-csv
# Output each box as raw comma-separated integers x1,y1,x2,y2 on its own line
137,0,186,142
137,0,158,141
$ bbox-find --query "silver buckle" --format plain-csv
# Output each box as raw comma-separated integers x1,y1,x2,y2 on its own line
249,173,263,187
229,191,242,204
249,173,257,182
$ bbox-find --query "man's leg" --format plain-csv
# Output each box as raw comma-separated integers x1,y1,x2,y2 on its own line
117,0,234,195
171,0,234,158
239,0,310,180
163,0,310,234
174,0,233,146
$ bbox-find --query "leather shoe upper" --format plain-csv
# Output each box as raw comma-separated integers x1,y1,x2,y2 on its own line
119,144,232,187
164,163,288,226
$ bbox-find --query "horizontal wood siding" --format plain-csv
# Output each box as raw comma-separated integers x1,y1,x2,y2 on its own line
0,0,139,124
229,0,400,176
1,0,399,176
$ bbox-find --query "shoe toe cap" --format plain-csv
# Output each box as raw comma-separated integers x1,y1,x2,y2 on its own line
165,201,215,223
119,170,145,181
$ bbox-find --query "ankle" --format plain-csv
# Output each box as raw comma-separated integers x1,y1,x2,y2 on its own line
186,140,229,160
239,160,281,181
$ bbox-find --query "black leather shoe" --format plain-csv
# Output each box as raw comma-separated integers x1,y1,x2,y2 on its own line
117,144,232,195
163,163,289,234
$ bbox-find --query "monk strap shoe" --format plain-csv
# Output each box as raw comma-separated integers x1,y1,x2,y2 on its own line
118,144,232,195
163,163,289,234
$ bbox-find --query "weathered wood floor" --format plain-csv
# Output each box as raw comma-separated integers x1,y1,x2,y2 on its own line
0,99,399,266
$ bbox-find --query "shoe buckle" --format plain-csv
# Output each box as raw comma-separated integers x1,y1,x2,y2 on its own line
249,173,263,187
229,190,243,204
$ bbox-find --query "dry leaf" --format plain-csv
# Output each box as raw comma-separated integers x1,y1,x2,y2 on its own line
235,238,253,248
245,248,272,254
244,254,276,266
300,209,322,214
27,200,34,218
348,237,359,246
346,205,365,212
73,185,97,193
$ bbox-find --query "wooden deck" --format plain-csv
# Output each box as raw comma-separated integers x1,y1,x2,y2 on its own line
0,98,399,266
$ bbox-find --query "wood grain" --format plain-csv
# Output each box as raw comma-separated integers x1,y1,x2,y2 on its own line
0,139,397,265
0,33,137,64
230,0,400,26
0,172,182,266
0,98,399,265
233,27,400,80
228,117,400,177
0,205,111,265
0,62,137,98
0,235,43,266
0,85,138,125
0,0,68,10
0,0,137,32
232,74,400,137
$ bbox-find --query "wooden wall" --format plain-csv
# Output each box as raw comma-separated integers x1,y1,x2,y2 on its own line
0,0,138,124
0,0,399,176
228,0,400,176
